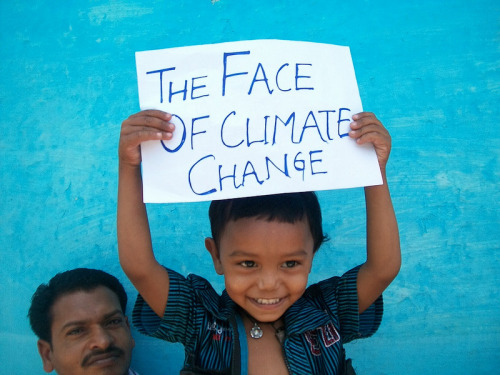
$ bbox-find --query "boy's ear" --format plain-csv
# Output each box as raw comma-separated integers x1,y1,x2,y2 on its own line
309,251,316,273
205,237,224,275
37,339,54,373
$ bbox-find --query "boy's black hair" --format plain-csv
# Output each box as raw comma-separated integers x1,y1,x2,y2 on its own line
28,268,128,344
209,192,328,252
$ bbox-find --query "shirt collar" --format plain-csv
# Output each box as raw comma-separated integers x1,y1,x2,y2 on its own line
190,274,331,332
284,294,332,334
189,275,236,320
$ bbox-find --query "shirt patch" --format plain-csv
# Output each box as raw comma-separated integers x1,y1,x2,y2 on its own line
304,323,340,356
207,320,232,342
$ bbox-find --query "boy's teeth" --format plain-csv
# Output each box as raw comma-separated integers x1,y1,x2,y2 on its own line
256,298,280,305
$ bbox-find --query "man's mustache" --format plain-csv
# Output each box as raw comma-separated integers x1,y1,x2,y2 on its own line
81,346,125,367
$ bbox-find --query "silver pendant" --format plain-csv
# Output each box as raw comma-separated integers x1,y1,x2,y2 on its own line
250,323,263,339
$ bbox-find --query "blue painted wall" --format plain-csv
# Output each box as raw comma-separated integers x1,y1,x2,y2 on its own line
1,1,498,373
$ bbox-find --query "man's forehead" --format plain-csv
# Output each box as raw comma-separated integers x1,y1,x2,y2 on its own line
51,286,123,326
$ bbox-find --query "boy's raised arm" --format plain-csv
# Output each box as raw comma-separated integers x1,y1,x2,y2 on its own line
348,112,401,313
117,110,176,318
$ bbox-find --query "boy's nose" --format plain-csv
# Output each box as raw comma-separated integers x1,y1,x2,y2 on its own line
257,269,279,290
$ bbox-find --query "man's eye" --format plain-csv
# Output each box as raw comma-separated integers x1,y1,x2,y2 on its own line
107,318,123,327
67,328,84,336
240,261,256,268
282,261,298,268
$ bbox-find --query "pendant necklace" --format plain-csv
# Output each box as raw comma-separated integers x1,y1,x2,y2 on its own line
244,312,286,344
250,321,263,339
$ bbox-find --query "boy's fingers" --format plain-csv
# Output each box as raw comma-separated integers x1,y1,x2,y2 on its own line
118,110,174,166
354,131,391,146
125,114,173,129
350,112,391,167
350,116,382,130
121,128,173,145
349,124,388,139
128,109,172,121
352,112,377,121
122,115,175,135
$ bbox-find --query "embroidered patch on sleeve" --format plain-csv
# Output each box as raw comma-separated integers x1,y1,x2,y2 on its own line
304,323,340,356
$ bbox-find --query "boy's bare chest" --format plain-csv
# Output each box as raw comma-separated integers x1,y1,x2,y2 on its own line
244,319,289,375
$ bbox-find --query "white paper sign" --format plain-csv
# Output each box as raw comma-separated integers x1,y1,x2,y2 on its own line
136,40,382,203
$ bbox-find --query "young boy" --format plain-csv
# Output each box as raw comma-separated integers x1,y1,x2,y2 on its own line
117,110,400,374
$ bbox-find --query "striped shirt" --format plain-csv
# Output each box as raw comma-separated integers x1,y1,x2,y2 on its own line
133,265,382,375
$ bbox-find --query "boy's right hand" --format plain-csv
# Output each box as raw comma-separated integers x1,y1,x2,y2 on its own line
118,110,174,319
119,110,175,167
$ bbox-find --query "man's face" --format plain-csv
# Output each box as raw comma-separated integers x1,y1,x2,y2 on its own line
37,286,135,375
206,217,315,322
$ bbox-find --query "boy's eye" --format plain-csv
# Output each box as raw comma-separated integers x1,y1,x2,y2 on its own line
282,261,298,268
240,260,256,268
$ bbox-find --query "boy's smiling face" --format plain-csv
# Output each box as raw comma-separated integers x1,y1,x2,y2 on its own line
205,216,314,322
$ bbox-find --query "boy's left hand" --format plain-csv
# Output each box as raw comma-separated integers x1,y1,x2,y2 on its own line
349,112,391,171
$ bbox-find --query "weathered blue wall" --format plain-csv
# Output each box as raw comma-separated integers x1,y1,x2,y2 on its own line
1,1,498,373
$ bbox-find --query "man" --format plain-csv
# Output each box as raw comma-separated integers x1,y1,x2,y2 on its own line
28,268,138,375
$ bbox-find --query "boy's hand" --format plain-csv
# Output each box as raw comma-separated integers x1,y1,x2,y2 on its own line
351,113,400,313
119,110,175,167
349,112,391,171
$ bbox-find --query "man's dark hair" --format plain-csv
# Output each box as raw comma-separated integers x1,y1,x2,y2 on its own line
209,192,328,252
28,268,127,343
